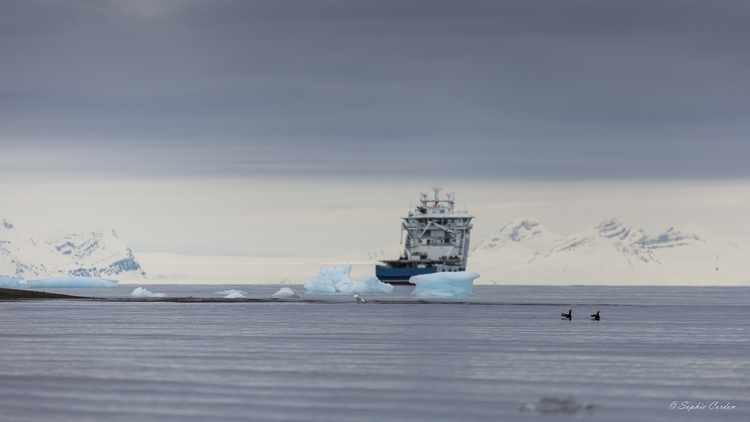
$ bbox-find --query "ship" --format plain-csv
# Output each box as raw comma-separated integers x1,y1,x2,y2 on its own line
376,187,474,285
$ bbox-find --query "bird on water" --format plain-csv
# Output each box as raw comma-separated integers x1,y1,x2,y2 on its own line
354,295,366,303
591,310,600,321
561,308,572,319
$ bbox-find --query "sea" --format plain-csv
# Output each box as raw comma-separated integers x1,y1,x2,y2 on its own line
1,285,748,421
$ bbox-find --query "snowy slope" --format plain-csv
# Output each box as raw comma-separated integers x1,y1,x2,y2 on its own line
470,217,750,285
0,219,146,280
471,217,564,264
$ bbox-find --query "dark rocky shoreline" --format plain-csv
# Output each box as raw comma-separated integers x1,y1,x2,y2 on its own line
0,288,313,303
0,288,86,300
0,289,481,304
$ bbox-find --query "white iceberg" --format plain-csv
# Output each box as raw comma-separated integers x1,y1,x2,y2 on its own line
304,264,394,294
410,271,479,298
224,292,246,299
214,289,247,296
1,276,27,289
26,277,119,289
131,287,167,298
272,287,300,298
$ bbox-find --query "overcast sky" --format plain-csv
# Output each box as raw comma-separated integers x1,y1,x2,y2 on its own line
2,0,750,256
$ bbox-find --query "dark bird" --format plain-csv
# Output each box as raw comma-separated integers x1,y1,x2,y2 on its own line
561,308,572,319
591,310,600,321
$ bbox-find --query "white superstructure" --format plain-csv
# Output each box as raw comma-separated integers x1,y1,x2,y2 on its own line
377,187,474,282
401,187,474,268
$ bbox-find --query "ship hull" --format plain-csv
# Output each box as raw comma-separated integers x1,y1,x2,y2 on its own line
375,265,437,284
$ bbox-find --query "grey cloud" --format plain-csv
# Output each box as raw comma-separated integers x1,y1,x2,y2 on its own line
1,0,749,180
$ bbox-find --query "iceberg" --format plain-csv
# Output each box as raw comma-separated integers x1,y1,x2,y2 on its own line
131,287,167,298
272,287,300,298
410,271,479,298
223,291,246,299
1,276,24,287
0,276,28,289
26,277,119,289
304,264,394,294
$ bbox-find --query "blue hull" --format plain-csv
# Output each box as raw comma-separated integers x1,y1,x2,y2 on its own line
375,265,437,284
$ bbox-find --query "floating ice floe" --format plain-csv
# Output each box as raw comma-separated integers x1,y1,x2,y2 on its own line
410,271,479,298
272,287,300,298
0,276,27,289
26,277,119,289
131,287,167,298
304,264,394,294
214,289,247,296
223,291,246,299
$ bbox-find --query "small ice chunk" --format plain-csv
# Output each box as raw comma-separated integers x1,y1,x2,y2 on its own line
214,289,247,296
272,287,300,298
26,277,119,289
410,271,479,298
303,264,394,294
131,287,167,298
224,292,246,299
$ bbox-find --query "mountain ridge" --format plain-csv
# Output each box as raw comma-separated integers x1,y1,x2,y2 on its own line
470,217,750,285
1,219,146,280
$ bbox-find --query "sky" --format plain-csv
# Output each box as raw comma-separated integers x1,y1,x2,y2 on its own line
2,0,750,258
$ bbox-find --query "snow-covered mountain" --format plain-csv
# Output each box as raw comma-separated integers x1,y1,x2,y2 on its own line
1,219,146,280
471,217,564,264
470,217,750,285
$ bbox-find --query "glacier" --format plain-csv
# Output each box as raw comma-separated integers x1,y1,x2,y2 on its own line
272,287,300,298
304,264,394,294
410,271,479,298
26,277,119,289
131,287,166,298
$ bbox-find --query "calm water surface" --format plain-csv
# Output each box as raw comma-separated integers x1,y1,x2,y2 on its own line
1,285,748,421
